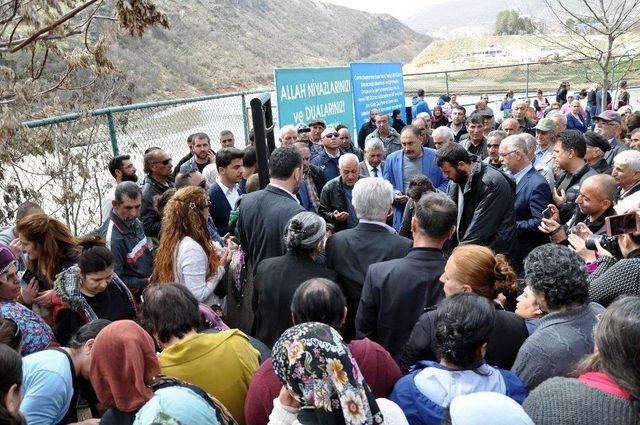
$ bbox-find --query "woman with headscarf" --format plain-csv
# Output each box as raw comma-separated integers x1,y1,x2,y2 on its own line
90,320,236,425
430,105,448,129
269,321,408,424
252,212,337,348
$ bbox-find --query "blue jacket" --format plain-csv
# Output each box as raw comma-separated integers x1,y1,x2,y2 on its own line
311,149,342,182
514,166,552,262
566,113,588,133
208,182,245,236
390,361,527,425
383,148,449,230
412,97,432,118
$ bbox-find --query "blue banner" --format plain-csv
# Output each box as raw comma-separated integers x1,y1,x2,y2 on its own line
275,67,355,135
350,62,406,133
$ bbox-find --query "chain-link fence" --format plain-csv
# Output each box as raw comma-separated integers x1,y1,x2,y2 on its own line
2,90,271,234
4,57,640,233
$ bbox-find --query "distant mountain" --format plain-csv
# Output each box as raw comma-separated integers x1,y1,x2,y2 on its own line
403,0,549,35
108,0,432,100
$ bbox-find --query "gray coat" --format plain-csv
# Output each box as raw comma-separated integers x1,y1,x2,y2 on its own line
511,302,604,390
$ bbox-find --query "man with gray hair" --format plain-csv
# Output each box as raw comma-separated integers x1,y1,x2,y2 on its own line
318,153,361,232
432,126,454,150
356,192,455,357
359,138,385,177
499,135,552,264
546,110,567,133
278,124,298,147
326,175,412,340
612,149,640,213
99,181,152,294
511,99,536,135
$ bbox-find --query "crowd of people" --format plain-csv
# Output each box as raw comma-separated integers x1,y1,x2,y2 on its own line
1,80,640,425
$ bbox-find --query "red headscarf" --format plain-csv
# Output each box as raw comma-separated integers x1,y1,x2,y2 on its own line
90,320,160,412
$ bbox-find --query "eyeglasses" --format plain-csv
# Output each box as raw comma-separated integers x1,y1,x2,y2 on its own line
153,158,172,165
498,150,518,158
324,133,339,138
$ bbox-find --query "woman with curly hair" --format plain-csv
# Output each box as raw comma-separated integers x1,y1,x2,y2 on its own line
397,245,529,373
512,244,605,391
15,213,81,312
391,293,527,425
152,186,231,307
524,295,640,424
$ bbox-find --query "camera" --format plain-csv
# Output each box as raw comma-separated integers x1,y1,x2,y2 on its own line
585,234,621,257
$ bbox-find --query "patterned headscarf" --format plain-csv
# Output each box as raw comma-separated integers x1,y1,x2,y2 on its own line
272,322,384,425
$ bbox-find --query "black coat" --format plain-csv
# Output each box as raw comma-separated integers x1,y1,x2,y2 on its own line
238,185,305,269
448,161,517,259
307,164,326,196
318,176,362,232
555,163,598,223
396,301,529,373
139,175,174,239
252,251,337,347
326,222,412,339
358,120,377,149
355,248,446,358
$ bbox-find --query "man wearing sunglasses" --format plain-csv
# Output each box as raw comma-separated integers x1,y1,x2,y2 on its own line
311,127,344,182
0,246,54,356
140,148,175,240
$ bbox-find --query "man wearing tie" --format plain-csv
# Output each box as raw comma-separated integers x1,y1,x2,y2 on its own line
294,142,325,213
359,138,385,178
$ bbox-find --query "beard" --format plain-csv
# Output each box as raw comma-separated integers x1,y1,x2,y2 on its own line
121,173,138,183
452,168,469,185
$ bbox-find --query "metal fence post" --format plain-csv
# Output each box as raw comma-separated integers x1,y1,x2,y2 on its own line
105,111,119,156
445,72,450,96
241,94,249,146
525,64,530,99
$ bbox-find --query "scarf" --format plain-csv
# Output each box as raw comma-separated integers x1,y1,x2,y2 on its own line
90,320,161,412
272,322,383,425
579,372,633,400
431,106,447,125
54,265,136,322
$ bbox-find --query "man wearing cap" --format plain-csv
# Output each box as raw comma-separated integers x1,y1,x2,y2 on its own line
593,110,628,166
533,118,557,172
308,119,326,158
311,126,343,182
358,109,379,150
584,131,612,174
366,113,402,156
296,123,310,143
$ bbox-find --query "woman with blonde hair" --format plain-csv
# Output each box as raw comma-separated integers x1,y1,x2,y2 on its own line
152,186,231,307
397,245,529,373
15,213,81,312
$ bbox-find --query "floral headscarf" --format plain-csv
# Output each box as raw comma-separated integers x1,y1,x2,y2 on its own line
272,322,384,425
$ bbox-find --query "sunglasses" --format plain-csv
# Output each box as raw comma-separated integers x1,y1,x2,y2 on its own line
153,158,172,165
324,133,339,138
198,179,207,189
298,128,311,134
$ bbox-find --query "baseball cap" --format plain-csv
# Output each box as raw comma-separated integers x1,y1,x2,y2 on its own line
534,118,557,132
593,110,621,124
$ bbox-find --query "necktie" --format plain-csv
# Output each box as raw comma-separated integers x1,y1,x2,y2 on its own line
372,167,379,177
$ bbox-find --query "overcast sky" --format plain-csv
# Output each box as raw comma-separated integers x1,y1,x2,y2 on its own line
322,0,449,20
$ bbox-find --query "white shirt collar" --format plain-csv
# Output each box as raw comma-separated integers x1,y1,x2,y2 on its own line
358,219,396,234
216,178,239,195
268,183,299,202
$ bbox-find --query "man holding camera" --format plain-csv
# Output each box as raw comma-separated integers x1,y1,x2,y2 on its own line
539,174,617,245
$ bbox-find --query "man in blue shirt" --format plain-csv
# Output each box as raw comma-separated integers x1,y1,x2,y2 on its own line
411,89,432,118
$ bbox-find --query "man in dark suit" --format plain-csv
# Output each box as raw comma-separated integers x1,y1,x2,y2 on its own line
326,177,412,340
356,192,456,357
208,147,245,236
499,134,552,267
358,138,385,177
238,147,305,269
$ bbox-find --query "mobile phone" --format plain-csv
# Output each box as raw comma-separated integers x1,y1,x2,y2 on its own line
542,207,552,219
605,212,640,236
21,269,35,286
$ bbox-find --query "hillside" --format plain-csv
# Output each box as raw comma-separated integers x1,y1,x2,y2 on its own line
403,0,548,36
107,0,432,100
